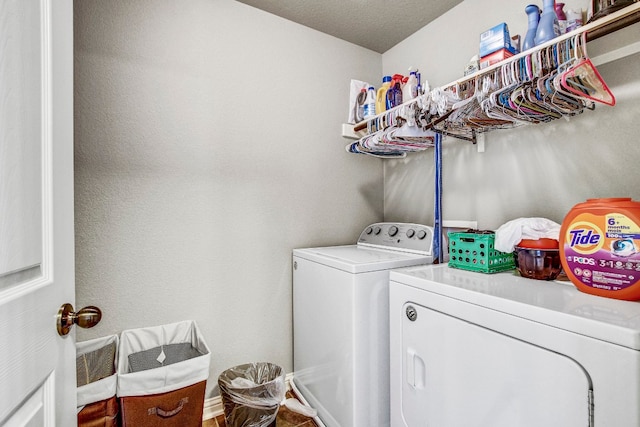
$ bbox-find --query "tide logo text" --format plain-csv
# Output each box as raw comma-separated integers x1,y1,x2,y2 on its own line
569,229,601,247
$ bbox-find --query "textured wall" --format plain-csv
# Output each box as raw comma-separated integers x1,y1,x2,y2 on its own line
73,0,382,398
382,0,640,230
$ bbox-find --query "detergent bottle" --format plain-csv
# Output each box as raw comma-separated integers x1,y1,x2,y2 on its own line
523,4,541,51
402,71,418,102
535,0,560,45
555,2,567,34
560,198,640,300
363,86,376,119
386,74,404,110
376,76,392,115
565,8,583,32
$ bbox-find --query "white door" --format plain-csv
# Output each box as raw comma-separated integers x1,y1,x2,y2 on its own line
0,0,75,425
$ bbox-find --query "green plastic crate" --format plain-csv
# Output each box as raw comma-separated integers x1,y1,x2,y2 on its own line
448,231,514,273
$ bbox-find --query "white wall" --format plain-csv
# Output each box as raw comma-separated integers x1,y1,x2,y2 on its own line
73,0,383,398
382,0,640,230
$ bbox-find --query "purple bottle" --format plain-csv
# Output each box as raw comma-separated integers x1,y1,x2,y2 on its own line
555,2,567,33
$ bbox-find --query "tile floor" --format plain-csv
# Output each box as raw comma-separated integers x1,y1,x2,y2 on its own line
202,391,318,427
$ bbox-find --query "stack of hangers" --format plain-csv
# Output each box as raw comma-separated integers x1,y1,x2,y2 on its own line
346,122,436,158
349,33,616,158
440,33,615,138
346,96,436,158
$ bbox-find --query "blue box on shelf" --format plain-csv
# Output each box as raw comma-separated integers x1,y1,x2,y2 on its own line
479,22,516,58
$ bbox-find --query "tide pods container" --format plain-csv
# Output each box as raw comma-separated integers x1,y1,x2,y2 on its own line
560,198,640,300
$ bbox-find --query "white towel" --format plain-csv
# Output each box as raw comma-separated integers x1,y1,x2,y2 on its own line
494,217,561,253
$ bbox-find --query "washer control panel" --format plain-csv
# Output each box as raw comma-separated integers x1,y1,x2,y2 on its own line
357,222,434,255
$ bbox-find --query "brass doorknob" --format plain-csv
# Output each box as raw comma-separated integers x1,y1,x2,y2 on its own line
57,303,102,336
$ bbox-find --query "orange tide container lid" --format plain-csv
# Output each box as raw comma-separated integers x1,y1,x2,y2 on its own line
560,198,640,300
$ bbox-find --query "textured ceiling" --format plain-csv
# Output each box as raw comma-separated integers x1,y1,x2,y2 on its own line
235,0,463,53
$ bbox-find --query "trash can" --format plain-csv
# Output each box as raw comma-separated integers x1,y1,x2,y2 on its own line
116,320,210,427
77,335,120,427
218,362,286,427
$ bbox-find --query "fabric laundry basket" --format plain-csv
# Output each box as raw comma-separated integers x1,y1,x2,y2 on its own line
116,320,211,427
218,362,286,427
77,334,120,427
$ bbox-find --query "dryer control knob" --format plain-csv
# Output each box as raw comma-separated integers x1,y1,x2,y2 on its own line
373,226,381,235
365,227,373,235
417,230,427,240
406,229,415,238
388,226,398,237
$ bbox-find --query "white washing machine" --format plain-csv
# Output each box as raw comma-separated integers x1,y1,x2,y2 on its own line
389,264,640,427
293,223,434,427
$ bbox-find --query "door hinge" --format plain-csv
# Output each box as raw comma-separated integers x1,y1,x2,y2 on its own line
588,389,594,427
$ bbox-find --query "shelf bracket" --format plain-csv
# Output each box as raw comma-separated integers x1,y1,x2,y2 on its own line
476,132,485,153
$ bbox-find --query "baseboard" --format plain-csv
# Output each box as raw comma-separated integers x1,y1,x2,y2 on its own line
202,394,224,421
202,372,295,421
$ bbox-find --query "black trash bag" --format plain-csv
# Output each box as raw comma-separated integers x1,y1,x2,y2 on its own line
218,362,286,427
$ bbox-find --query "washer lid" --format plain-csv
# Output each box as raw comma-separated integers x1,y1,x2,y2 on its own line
294,245,433,273
390,264,640,350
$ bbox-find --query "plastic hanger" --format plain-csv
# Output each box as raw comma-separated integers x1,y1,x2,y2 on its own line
559,34,616,106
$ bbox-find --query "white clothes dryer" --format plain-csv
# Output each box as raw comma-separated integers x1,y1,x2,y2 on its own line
293,223,434,427
389,264,640,427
